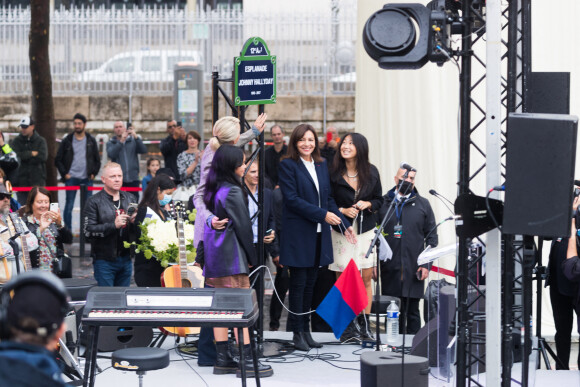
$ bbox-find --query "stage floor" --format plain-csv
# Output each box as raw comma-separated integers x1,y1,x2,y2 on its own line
73,331,580,387
79,331,446,387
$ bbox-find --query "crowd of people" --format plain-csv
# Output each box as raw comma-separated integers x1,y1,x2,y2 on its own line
0,112,443,381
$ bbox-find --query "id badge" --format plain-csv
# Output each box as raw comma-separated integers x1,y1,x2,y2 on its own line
394,224,403,238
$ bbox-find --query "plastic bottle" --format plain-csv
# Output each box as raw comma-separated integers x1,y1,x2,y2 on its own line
386,300,400,345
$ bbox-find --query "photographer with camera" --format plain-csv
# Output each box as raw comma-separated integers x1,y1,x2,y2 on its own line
83,162,137,286
23,187,73,277
561,193,580,370
547,187,580,370
106,121,147,193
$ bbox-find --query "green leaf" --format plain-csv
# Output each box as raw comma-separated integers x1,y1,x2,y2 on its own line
144,250,153,259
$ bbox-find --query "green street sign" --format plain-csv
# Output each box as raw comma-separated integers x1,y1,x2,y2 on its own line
234,37,277,106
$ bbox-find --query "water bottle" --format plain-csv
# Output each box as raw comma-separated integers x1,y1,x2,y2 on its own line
386,300,400,345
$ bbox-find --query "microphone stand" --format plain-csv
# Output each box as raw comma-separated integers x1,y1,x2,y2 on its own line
364,170,411,351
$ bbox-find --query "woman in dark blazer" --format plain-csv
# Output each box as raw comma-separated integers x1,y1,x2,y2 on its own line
203,145,272,378
329,133,382,341
278,124,355,351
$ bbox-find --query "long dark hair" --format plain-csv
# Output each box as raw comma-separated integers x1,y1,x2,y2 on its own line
203,145,246,212
139,174,176,217
25,186,52,216
283,123,322,163
331,133,373,198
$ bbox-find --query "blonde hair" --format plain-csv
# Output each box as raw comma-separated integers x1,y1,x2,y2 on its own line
208,116,240,151
101,161,122,175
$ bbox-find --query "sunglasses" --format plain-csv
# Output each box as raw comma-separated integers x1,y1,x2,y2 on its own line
19,125,29,129
0,194,11,200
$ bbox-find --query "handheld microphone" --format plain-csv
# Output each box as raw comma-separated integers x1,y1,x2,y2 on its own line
399,162,417,172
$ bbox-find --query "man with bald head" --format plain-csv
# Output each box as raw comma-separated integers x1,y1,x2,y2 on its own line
378,164,438,335
106,121,147,190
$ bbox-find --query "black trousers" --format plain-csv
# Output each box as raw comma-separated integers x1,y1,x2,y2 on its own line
399,297,421,335
287,233,321,333
549,285,580,370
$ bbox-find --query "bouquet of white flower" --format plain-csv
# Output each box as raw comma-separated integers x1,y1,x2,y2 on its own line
125,210,197,268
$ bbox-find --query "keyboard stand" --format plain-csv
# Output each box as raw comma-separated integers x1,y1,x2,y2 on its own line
82,324,262,387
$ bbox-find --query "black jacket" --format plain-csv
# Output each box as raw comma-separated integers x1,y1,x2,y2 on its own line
378,187,438,299
10,131,48,186
133,206,170,287
264,144,287,186
248,187,279,258
55,132,101,181
548,238,578,297
83,189,136,261
562,255,580,334
204,183,257,277
330,164,383,234
159,135,187,177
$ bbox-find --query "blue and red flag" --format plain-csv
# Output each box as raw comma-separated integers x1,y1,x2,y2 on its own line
316,259,368,339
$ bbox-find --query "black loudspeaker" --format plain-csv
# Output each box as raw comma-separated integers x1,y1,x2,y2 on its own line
81,325,154,352
410,285,455,367
409,317,438,366
503,113,578,237
527,72,570,114
360,352,429,387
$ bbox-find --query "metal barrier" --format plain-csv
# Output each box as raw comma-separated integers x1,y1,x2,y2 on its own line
0,4,357,96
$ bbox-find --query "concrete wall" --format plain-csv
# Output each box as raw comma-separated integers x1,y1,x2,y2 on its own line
0,95,355,141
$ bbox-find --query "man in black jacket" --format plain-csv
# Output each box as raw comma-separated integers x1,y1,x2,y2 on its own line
378,166,438,334
159,119,187,177
264,125,287,187
10,116,48,205
55,113,101,230
83,162,136,286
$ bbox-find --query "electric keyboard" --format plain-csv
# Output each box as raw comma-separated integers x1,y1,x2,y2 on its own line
82,287,259,328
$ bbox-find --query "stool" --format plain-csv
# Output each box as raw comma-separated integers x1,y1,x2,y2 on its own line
111,347,170,387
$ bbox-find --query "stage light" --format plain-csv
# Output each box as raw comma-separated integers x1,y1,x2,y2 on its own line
362,1,455,70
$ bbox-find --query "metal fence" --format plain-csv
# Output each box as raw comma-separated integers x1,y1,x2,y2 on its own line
0,4,357,96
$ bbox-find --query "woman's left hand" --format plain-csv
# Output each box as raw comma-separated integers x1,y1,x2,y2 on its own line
39,212,52,232
354,201,371,211
344,226,357,244
253,113,267,132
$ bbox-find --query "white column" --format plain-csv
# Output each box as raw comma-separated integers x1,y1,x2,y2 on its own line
485,0,503,385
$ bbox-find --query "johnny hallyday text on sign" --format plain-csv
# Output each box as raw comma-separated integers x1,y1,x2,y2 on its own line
238,65,274,88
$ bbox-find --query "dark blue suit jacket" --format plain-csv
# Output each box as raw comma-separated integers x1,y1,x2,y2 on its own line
278,157,349,267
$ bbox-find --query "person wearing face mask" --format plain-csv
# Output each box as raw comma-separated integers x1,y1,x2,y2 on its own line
377,165,438,335
133,174,176,287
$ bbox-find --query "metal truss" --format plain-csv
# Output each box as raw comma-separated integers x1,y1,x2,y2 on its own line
455,1,532,386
